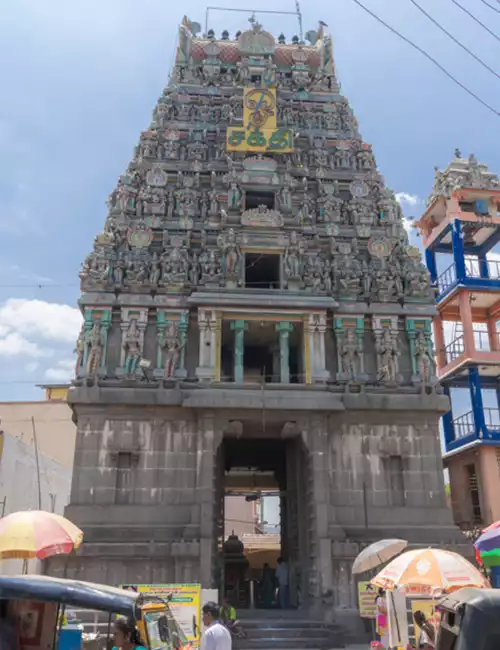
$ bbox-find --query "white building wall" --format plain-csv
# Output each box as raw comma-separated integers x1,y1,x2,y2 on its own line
0,434,72,575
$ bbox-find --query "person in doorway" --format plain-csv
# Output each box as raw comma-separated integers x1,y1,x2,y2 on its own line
219,599,246,639
201,602,231,650
112,618,146,650
375,588,388,649
412,610,435,649
261,563,275,608
275,556,289,609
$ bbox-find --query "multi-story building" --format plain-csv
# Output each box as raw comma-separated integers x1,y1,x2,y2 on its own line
0,384,75,574
416,151,500,528
54,16,464,629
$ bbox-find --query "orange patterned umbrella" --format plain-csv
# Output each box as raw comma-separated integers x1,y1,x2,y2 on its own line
371,548,489,594
0,511,83,560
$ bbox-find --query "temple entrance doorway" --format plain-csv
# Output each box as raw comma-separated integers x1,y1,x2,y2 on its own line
217,433,310,610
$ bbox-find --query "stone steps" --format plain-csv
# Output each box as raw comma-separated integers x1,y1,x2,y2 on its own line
235,617,346,650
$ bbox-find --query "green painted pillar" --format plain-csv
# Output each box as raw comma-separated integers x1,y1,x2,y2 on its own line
230,320,247,383
276,322,294,383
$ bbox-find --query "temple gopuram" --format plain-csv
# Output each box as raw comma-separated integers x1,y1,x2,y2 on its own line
56,16,466,634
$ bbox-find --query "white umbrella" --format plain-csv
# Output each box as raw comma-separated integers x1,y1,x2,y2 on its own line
352,538,408,574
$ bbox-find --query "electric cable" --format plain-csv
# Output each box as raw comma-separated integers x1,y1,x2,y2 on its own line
407,0,500,81
348,0,500,117
479,0,500,14
452,0,500,44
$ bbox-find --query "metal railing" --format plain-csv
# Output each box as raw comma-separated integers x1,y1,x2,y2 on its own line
437,263,456,294
438,257,500,294
473,328,491,352
444,335,465,364
453,408,500,440
453,411,475,439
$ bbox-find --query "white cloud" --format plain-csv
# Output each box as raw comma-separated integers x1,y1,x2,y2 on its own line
44,358,75,382
0,332,49,358
395,192,420,207
395,192,422,235
0,299,82,344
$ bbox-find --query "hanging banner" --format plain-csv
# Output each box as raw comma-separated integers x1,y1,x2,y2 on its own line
121,584,201,647
357,581,377,619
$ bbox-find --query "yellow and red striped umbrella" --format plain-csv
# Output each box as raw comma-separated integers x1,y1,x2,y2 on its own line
0,511,83,560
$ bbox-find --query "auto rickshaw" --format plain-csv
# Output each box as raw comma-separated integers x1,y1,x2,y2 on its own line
435,587,500,650
0,575,192,650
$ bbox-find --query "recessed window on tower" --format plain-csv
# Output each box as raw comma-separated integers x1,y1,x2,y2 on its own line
245,190,275,210
245,253,281,289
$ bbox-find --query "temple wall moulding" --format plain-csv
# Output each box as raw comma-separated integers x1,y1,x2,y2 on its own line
306,312,330,384
155,310,189,380
76,308,113,381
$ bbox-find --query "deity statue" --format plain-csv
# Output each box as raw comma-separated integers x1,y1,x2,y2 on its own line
376,328,399,382
149,252,161,286
414,330,434,386
160,321,185,378
123,319,142,377
278,185,293,213
74,328,85,376
209,187,219,215
85,322,104,376
228,182,242,210
284,231,303,279
218,228,240,276
340,327,359,380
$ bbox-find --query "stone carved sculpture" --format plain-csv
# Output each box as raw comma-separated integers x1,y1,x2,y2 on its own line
74,328,85,376
123,319,142,377
414,330,434,386
376,328,400,383
284,231,304,283
160,321,185,378
339,328,360,381
85,322,104,376
218,228,241,277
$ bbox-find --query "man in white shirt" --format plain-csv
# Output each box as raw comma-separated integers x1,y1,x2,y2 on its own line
201,602,232,650
275,556,289,609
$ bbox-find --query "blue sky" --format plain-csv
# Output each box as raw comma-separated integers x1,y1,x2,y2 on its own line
1,0,500,402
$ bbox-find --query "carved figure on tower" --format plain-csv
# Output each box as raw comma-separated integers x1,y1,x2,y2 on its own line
123,319,142,377
85,322,104,376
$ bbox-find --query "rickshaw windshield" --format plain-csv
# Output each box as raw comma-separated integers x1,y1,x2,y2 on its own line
144,610,188,650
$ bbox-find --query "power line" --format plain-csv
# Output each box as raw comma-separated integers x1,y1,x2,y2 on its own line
348,0,500,118
479,0,500,14
407,0,500,81
452,0,500,44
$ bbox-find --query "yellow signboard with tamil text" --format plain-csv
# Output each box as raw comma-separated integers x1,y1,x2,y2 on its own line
226,87,294,153
357,581,377,619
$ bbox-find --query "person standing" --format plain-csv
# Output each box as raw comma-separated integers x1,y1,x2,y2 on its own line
375,588,388,649
275,557,289,609
201,602,231,650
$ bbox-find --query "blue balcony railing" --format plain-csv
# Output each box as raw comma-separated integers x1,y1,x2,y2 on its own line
437,258,500,295
444,335,465,364
452,408,500,440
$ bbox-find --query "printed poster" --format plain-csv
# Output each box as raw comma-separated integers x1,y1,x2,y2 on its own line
357,581,377,618
121,584,201,647
410,599,439,646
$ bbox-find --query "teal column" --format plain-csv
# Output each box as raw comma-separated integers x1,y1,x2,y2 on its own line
276,322,294,383
230,320,247,383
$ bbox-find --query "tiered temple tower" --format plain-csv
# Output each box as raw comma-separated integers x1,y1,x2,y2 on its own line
417,151,500,528
58,16,465,627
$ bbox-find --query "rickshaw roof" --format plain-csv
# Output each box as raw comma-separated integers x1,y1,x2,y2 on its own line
0,575,138,615
439,587,500,617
